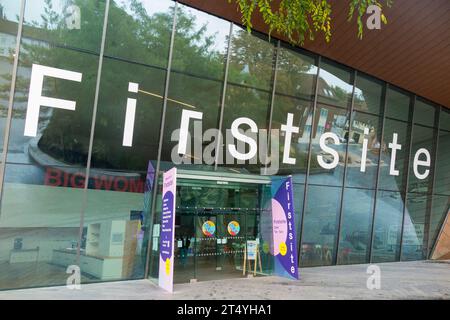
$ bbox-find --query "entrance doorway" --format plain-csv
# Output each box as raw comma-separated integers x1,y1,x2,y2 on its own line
155,170,271,283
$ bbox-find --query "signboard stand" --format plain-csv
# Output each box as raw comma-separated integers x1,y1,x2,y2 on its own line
243,241,262,276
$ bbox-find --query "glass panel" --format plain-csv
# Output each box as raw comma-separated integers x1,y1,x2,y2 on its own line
300,185,341,267
378,119,410,192
105,0,174,68
371,191,404,263
308,104,349,187
401,193,430,261
385,87,410,121
228,26,275,91
174,206,195,283
220,84,271,173
0,163,85,290
0,1,21,23
90,57,164,171
408,125,435,193
414,99,436,127
434,130,450,195
345,112,381,189
317,60,353,109
440,108,450,131
271,95,312,179
353,73,383,115
80,173,147,283
0,1,102,286
22,0,105,53
293,183,305,247
160,5,229,171
429,195,449,253
172,4,230,80
337,188,374,265
275,46,317,100
0,0,20,154
77,0,175,283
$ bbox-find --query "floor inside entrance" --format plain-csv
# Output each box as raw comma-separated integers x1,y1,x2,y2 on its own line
174,265,264,283
0,260,448,299
173,255,265,283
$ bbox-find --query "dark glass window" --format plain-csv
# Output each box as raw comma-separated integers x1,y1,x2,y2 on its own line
161,5,229,171
434,130,450,195
308,104,349,187
353,73,383,115
317,60,353,109
227,26,275,92
337,188,374,264
0,0,101,288
401,193,431,261
440,108,450,131
371,191,404,263
0,0,20,155
385,87,410,121
345,112,381,189
172,5,230,80
378,119,410,192
293,183,305,245
276,46,317,100
22,0,105,53
7,45,98,166
414,99,437,127
271,96,312,179
105,0,174,68
91,58,165,171
300,185,341,267
429,195,449,253
408,125,436,193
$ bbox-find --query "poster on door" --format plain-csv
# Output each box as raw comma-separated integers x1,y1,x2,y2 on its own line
158,167,177,293
271,176,299,280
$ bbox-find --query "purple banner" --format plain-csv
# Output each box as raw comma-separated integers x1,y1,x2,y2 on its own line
271,176,299,280
158,167,177,292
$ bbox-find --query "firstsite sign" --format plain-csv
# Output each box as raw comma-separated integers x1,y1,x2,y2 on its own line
24,64,432,179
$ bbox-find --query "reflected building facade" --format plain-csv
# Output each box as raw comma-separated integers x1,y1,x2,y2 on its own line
0,0,448,290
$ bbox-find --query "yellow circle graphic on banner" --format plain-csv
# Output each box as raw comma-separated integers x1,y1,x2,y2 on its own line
165,258,170,275
279,242,287,256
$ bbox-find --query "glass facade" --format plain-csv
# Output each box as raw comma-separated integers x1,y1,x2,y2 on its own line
0,0,448,290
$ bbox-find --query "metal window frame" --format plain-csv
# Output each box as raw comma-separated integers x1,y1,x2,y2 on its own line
398,94,416,261
429,106,449,258
143,1,179,279
333,69,356,265
75,0,111,264
0,0,26,206
262,40,280,175
297,55,321,266
367,83,388,263
425,104,441,258
213,22,234,171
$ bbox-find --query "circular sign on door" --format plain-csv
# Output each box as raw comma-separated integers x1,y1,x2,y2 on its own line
202,221,216,237
227,221,240,236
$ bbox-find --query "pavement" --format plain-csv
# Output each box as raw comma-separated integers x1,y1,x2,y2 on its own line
0,260,448,300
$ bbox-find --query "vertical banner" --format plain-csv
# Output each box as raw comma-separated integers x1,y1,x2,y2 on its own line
158,167,177,292
271,176,299,280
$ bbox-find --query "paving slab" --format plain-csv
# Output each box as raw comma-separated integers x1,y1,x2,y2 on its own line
0,260,448,300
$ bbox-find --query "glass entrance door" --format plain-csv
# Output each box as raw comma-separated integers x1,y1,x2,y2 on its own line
149,170,273,284
194,209,246,281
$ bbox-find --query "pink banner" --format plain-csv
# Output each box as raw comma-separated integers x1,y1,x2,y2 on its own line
158,167,177,292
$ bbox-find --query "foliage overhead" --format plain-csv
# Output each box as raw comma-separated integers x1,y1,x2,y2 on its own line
229,0,393,44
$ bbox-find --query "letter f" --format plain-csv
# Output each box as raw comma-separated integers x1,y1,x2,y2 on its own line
24,64,82,137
